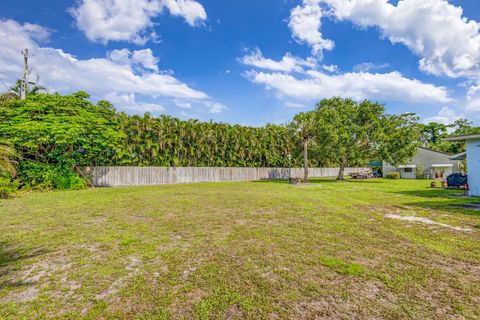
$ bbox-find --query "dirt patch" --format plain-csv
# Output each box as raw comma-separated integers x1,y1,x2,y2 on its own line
95,256,142,301
1,252,73,304
384,214,472,232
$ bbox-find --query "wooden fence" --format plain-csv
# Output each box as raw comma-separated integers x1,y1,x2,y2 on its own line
78,166,371,187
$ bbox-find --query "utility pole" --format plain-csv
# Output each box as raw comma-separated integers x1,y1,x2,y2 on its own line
20,49,29,100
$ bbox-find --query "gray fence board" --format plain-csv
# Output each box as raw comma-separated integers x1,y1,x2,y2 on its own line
78,166,371,187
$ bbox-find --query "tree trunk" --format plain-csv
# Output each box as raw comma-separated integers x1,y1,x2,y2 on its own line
303,139,309,180
337,161,346,180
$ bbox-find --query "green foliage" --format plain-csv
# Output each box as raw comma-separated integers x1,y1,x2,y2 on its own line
0,92,125,168
17,161,86,190
386,171,400,179
0,140,17,176
117,113,299,168
419,119,480,154
313,97,419,180
292,111,316,179
415,164,426,179
0,178,19,198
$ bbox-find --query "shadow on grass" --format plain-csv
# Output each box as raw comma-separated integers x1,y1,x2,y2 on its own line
0,242,47,290
253,178,384,184
390,188,480,217
394,189,469,198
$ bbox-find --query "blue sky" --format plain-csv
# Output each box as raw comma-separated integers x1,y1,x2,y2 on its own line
1,0,480,126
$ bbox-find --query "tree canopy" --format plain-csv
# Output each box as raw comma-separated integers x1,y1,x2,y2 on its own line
313,97,420,180
0,92,125,168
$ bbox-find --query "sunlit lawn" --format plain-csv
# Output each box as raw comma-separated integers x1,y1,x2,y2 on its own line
1,179,480,319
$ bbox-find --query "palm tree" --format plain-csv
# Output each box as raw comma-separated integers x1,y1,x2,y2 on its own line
292,111,316,180
0,140,17,177
9,79,46,98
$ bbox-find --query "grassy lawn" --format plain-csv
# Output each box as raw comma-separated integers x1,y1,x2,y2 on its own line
1,179,480,319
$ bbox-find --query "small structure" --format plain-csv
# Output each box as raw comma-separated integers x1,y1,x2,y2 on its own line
382,147,460,180
445,134,480,197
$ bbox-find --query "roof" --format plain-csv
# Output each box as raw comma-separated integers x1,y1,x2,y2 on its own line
431,163,453,167
450,152,466,161
368,161,383,167
418,146,452,156
444,134,480,141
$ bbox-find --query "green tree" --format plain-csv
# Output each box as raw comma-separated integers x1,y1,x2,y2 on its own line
313,97,419,180
9,79,46,98
419,122,449,146
0,140,17,177
0,92,125,168
292,111,316,180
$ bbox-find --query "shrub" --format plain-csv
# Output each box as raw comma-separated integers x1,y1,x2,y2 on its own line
18,161,87,190
415,164,426,179
0,178,19,198
386,171,400,179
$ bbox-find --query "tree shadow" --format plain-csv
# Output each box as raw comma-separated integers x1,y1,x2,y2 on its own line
390,188,480,217
0,242,48,290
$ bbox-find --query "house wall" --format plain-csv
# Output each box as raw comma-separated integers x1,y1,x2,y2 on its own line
383,147,460,179
399,169,416,179
466,139,480,196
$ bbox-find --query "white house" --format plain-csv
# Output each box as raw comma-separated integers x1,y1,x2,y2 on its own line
445,134,480,197
383,147,460,179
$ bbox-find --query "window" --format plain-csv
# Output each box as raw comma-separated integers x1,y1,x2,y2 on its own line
404,168,413,173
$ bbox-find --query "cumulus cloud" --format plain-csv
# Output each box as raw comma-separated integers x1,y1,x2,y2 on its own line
204,101,226,114
352,62,389,73
423,107,462,125
245,69,451,104
70,0,207,44
162,0,207,26
319,0,480,78
466,83,480,112
0,19,226,115
288,0,334,57
105,92,166,114
239,48,317,72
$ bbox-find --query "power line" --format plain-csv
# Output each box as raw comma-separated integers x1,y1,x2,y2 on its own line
0,78,9,92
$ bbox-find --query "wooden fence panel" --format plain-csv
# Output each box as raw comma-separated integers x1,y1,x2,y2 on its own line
78,166,371,187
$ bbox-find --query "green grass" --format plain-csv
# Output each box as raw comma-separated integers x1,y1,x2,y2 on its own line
1,178,480,319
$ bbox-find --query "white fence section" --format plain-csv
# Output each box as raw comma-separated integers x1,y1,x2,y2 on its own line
79,166,371,187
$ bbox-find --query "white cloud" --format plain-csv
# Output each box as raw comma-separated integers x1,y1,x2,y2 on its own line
245,69,451,103
466,83,480,112
239,48,317,72
105,92,165,114
161,0,207,27
288,0,334,57
0,19,225,115
423,107,461,125
352,62,389,73
70,0,207,44
204,101,226,114
322,0,480,78
108,48,159,71
320,64,338,73
174,100,192,109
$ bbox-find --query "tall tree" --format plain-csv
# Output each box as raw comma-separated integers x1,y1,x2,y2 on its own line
292,111,316,180
313,97,419,180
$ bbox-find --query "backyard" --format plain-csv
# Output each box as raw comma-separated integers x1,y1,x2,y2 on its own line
1,179,480,319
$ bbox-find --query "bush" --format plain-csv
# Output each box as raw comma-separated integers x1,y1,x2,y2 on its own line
0,178,19,198
18,161,87,190
415,165,426,179
386,171,400,179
